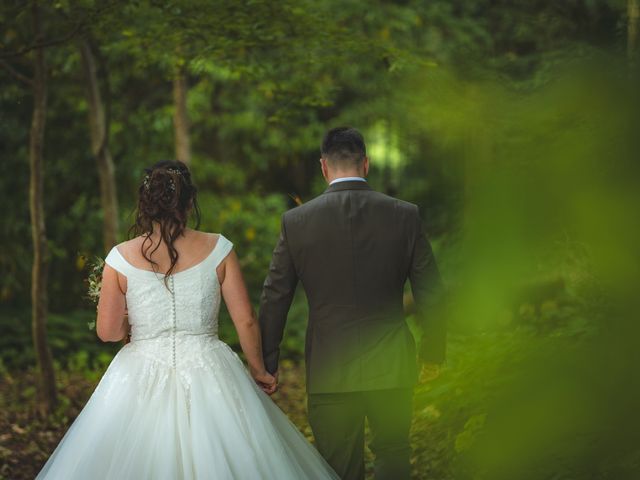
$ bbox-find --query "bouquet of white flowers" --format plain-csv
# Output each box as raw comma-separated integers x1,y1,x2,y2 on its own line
85,256,105,331
85,255,130,343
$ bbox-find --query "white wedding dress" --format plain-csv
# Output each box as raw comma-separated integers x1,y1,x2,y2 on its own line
37,234,339,480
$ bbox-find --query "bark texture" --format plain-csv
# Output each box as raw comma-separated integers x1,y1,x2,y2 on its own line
29,0,57,415
79,38,119,252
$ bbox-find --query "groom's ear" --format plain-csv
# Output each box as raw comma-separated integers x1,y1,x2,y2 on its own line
363,156,370,177
320,157,329,181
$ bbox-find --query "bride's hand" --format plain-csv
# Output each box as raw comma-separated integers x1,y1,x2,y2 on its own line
252,370,278,396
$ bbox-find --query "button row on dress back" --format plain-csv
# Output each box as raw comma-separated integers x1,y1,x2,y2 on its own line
170,275,177,369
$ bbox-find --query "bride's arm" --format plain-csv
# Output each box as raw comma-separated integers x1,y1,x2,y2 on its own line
96,265,129,342
220,251,276,393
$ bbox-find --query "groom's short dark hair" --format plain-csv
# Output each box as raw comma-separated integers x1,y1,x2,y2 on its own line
321,127,367,167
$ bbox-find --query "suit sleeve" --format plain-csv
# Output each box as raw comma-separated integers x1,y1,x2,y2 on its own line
409,206,447,364
259,214,298,374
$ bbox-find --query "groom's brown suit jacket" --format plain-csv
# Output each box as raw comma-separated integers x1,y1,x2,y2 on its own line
259,180,446,393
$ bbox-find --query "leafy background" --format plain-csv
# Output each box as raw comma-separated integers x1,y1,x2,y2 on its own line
1,1,639,478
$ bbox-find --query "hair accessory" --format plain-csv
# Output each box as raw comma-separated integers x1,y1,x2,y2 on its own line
142,167,183,192
166,168,182,191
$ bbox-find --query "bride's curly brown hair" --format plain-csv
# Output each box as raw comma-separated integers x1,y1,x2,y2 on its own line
128,160,201,287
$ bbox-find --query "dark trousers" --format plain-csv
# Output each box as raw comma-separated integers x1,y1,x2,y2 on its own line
307,388,413,480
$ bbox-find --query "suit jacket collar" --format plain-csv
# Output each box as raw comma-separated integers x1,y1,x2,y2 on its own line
323,180,373,194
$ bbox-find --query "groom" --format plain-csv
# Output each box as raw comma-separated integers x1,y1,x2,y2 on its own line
258,127,446,480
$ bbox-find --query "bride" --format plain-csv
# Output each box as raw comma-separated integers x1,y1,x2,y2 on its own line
37,160,339,479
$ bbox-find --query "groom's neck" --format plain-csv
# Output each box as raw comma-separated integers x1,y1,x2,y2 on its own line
325,170,366,184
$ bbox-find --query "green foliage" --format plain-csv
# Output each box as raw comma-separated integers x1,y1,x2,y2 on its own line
0,308,120,370
196,189,284,292
1,1,638,478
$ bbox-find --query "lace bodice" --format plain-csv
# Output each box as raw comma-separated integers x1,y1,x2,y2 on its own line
104,234,233,370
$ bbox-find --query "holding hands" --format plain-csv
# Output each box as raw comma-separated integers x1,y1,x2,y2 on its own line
419,362,442,383
251,369,278,395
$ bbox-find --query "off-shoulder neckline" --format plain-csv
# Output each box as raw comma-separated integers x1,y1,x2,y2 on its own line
112,234,227,277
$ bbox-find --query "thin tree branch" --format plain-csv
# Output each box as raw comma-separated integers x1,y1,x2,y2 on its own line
0,59,34,86
0,22,83,59
0,0,124,60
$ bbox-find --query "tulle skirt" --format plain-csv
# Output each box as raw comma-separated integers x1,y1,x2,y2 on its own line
36,338,338,480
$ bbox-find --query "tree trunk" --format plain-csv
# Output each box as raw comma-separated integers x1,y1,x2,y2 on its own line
173,67,191,165
629,0,639,65
79,38,119,252
29,1,56,416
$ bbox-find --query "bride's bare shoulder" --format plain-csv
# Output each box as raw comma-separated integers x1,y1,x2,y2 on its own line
113,230,220,255
113,236,149,255
188,229,220,246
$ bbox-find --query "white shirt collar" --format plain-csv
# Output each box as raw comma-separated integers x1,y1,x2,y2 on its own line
329,176,367,186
